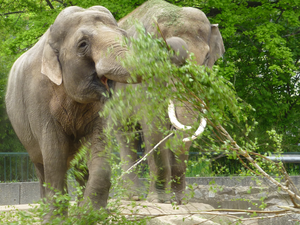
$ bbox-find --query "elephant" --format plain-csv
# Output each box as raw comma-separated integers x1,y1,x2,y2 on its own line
113,0,225,204
5,5,136,222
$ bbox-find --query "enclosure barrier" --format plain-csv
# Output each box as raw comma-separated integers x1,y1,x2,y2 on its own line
0,152,36,182
1,152,299,182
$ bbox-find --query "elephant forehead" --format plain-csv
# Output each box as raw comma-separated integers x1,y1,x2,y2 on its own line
78,11,118,26
182,7,210,24
50,8,117,43
56,5,115,24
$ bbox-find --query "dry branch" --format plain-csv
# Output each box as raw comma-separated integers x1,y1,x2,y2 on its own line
217,125,300,203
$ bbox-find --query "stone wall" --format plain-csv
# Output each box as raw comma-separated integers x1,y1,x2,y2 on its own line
1,176,299,206
1,176,299,224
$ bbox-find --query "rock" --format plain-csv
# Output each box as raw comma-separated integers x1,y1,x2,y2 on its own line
147,215,219,225
208,191,215,198
119,201,239,225
217,187,235,195
193,189,203,199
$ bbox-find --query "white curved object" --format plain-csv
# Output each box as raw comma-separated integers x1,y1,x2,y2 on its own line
168,100,207,142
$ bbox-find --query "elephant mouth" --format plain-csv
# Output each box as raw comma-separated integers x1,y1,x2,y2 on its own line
91,72,114,97
94,72,113,92
100,76,110,91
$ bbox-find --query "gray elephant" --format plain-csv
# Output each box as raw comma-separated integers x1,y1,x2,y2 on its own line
114,0,225,204
5,5,136,222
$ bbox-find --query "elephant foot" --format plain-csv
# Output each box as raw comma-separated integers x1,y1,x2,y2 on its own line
132,195,141,201
147,198,171,204
146,191,171,204
120,182,143,201
146,193,188,205
42,216,66,225
171,199,183,205
122,193,143,201
125,195,141,201
171,192,189,205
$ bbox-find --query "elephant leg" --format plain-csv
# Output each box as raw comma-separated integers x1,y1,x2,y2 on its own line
116,130,142,200
170,142,191,205
147,144,172,203
34,163,46,200
41,130,69,223
80,156,111,209
43,161,68,222
79,125,111,209
141,119,172,203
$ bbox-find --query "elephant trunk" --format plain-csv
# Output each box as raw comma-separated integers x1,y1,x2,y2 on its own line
94,40,141,84
96,58,132,83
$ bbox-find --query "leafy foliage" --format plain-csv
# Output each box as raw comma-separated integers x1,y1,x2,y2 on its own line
1,0,299,153
198,0,300,151
1,1,300,223
0,0,299,168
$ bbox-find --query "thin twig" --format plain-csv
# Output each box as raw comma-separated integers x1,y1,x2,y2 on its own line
119,132,174,178
153,18,171,51
236,154,261,176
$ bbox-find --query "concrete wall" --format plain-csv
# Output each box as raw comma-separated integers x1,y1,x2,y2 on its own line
0,182,40,205
1,176,300,205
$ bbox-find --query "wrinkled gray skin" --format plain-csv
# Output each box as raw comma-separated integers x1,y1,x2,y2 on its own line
115,0,225,204
6,6,134,222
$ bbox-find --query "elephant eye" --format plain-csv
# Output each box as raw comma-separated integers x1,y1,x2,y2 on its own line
53,49,59,55
79,41,87,48
77,40,89,54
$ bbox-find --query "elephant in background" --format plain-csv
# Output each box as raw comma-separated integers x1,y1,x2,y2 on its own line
5,5,136,222
114,0,225,204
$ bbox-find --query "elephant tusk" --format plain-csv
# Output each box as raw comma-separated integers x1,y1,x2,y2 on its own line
182,117,207,142
168,99,192,131
168,99,207,142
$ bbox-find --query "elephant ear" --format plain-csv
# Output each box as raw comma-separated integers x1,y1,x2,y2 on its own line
207,24,225,68
41,31,62,85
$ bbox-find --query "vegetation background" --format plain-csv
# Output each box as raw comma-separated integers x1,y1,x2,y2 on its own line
0,0,299,156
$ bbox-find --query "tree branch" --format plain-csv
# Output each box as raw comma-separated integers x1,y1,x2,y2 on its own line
283,30,300,38
52,0,70,7
45,0,54,9
1,11,25,16
275,9,284,23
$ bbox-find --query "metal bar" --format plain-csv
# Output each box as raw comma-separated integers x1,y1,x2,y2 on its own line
266,155,300,163
10,155,12,181
27,155,29,181
16,155,18,181
1,152,300,182
0,152,28,155
4,156,6,182
21,155,23,181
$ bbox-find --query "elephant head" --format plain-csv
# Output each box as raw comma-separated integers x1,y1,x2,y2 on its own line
163,25,224,141
41,6,133,104
120,3,225,141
